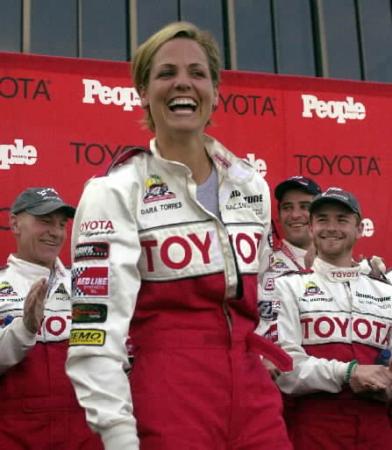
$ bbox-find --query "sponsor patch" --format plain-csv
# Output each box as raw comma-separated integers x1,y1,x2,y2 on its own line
271,258,290,270
75,242,109,261
304,281,325,296
72,267,109,297
0,281,17,296
263,278,275,291
69,328,106,346
259,300,279,321
72,303,107,323
54,283,68,295
143,174,176,203
79,220,115,237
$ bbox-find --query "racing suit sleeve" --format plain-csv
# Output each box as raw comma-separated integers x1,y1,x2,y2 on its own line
0,317,36,374
254,228,274,338
275,277,348,395
254,185,272,338
66,175,141,450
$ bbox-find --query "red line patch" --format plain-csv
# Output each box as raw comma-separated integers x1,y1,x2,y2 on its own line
72,267,109,297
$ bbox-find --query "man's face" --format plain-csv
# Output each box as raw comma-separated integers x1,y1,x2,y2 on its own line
10,210,68,269
310,202,363,264
278,189,314,249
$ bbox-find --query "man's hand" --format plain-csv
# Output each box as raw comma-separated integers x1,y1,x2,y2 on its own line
349,364,392,400
23,278,48,334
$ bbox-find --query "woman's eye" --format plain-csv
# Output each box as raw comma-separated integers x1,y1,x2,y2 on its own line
192,70,206,78
157,70,174,78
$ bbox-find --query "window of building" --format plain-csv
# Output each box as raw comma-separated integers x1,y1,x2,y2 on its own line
274,0,316,76
322,0,362,80
0,0,22,52
359,0,392,82
30,0,78,56
233,0,275,72
137,0,178,45
80,0,128,60
180,0,226,67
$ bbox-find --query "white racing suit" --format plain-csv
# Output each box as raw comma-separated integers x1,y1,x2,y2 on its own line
66,136,293,450
258,239,307,340
275,257,392,449
0,255,102,449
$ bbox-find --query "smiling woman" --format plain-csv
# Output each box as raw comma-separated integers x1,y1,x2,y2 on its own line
66,21,293,450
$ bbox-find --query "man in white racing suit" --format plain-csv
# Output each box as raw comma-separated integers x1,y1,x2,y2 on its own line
275,187,392,449
0,187,102,450
259,176,321,341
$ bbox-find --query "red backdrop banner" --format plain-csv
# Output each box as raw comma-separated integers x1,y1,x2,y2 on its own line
1,52,391,266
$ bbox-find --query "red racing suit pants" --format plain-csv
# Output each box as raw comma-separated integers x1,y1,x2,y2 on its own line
0,342,103,450
286,391,392,450
130,330,293,450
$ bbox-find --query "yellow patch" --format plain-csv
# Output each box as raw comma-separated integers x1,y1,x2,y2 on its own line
69,328,106,346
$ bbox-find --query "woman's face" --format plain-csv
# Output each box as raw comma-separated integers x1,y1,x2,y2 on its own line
141,37,218,137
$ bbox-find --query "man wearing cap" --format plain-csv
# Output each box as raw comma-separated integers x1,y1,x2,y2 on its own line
273,175,322,270
0,187,102,449
274,187,392,449
258,176,321,342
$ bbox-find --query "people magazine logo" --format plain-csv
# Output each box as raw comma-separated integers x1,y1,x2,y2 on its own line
82,79,141,111
246,153,268,178
301,94,366,124
361,218,375,237
0,139,38,170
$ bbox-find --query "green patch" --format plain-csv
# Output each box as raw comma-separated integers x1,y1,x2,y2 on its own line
72,303,107,323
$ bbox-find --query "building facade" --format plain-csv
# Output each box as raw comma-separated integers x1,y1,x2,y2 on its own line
1,0,391,82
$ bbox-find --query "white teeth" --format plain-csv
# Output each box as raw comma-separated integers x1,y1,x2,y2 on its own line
168,97,197,108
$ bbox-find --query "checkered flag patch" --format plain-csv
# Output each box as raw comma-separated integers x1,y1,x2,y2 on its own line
72,267,85,297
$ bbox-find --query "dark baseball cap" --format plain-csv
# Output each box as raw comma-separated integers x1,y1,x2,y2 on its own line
274,176,322,201
309,187,361,217
11,187,75,218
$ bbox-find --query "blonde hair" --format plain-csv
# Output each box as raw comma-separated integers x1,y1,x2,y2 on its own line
132,21,221,130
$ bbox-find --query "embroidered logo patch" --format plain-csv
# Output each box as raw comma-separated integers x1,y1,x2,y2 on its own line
263,278,275,291
304,281,324,296
143,174,176,204
54,283,68,295
72,267,109,297
271,258,289,270
69,328,106,346
0,281,17,296
72,303,108,323
74,242,110,261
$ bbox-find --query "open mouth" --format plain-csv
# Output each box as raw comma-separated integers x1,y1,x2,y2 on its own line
168,97,197,112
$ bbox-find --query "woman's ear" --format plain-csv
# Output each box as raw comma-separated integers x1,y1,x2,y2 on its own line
140,87,149,109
